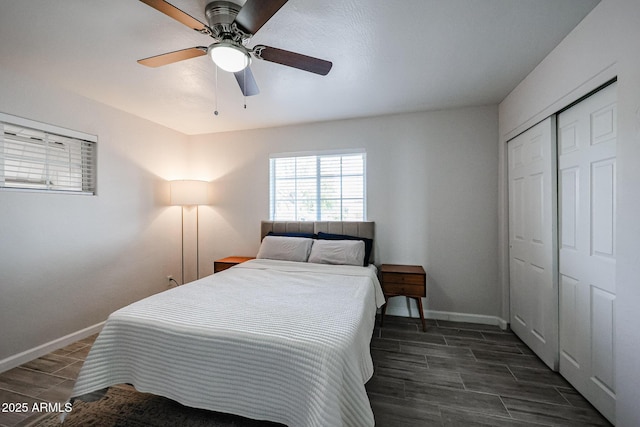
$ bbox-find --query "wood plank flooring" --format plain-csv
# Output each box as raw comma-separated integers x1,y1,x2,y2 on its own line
0,316,611,426
0,334,97,427
368,315,611,426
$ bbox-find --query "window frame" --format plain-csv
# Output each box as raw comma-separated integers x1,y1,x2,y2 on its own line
0,112,97,195
269,149,367,221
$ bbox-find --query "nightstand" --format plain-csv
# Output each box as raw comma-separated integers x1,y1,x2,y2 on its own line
214,256,255,273
379,264,427,332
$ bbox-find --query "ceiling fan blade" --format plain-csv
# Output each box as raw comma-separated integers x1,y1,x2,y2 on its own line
234,0,288,35
234,67,260,96
253,45,332,76
139,0,211,34
138,47,208,68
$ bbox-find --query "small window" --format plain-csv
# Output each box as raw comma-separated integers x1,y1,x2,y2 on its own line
0,113,96,194
270,150,366,221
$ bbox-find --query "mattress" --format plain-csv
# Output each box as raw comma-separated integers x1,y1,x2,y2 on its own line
70,259,385,427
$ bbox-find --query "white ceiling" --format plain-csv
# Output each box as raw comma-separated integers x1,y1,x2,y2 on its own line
0,0,599,135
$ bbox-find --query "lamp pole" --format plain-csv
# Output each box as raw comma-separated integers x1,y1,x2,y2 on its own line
170,180,209,285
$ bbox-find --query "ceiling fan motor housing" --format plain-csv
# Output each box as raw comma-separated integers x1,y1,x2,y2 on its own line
205,0,247,43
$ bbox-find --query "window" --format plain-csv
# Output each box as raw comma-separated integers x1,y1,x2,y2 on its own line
270,150,366,221
0,113,96,194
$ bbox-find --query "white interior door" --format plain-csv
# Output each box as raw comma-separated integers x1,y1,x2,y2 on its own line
558,82,617,424
508,117,558,370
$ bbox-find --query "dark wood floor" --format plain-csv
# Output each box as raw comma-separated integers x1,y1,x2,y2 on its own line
0,316,611,426
0,335,95,427
367,315,611,426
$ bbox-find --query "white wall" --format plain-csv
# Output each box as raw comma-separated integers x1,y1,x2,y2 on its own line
0,67,187,363
0,68,502,367
498,0,640,424
189,106,501,322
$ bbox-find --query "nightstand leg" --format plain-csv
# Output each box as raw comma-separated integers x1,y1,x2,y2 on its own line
416,297,426,332
380,300,388,327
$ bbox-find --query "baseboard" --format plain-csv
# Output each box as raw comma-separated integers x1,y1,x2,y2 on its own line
0,322,104,374
383,305,508,330
424,309,509,330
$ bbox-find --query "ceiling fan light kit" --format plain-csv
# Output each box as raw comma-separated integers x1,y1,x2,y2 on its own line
209,41,250,72
137,0,332,97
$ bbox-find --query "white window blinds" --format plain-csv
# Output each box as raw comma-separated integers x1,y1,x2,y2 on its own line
270,151,366,221
0,114,96,194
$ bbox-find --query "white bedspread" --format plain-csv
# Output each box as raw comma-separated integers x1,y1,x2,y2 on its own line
71,259,385,427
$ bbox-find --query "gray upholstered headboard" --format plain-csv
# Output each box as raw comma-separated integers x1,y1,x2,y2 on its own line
260,221,375,262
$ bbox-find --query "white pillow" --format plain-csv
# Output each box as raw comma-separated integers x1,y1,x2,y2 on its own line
256,236,314,262
307,239,365,266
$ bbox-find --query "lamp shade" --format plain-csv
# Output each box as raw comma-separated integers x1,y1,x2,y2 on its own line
170,180,209,206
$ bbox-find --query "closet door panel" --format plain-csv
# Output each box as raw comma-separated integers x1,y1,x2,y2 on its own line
558,82,617,424
507,117,558,369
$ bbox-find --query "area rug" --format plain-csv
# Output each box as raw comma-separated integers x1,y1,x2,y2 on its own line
24,385,283,427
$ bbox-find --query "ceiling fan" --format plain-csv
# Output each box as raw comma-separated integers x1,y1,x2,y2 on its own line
137,0,333,96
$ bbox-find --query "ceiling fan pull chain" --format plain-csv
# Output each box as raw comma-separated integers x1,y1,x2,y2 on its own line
243,67,247,109
214,65,219,116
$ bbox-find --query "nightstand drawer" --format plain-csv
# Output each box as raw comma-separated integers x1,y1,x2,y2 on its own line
381,272,424,286
214,256,255,273
214,262,235,273
383,282,426,297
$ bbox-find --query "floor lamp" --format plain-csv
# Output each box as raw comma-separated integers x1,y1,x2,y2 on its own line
170,180,209,285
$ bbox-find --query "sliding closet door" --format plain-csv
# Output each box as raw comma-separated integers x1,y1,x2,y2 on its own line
558,82,616,423
507,117,558,370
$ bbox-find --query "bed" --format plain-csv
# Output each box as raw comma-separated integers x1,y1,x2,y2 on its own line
70,221,384,427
